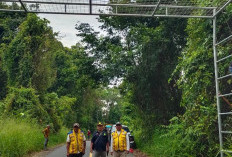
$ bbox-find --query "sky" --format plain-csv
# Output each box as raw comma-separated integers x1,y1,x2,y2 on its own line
38,14,104,47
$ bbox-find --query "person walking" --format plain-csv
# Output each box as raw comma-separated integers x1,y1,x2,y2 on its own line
66,123,86,157
110,122,130,157
90,122,109,157
42,125,50,150
88,130,91,140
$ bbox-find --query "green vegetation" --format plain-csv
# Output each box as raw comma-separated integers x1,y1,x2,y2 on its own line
76,0,231,156
0,0,232,156
0,118,68,157
0,6,105,156
134,128,173,157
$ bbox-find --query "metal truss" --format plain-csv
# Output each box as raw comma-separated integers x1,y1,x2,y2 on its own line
0,0,231,18
213,1,232,156
0,1,232,157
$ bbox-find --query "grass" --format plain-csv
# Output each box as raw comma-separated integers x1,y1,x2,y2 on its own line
135,127,219,157
49,127,68,146
134,128,175,157
0,118,68,157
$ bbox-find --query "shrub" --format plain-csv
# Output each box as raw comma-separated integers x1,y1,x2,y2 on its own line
0,118,68,157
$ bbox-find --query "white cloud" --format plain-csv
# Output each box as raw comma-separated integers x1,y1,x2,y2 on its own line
38,14,103,47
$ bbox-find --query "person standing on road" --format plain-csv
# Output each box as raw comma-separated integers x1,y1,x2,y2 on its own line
42,125,50,150
66,123,86,157
90,122,109,157
110,122,130,157
88,130,91,140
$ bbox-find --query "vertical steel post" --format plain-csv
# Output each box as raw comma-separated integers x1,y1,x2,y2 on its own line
89,0,92,15
213,9,223,157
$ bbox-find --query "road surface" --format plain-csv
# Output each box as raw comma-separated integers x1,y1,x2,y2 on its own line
46,141,134,157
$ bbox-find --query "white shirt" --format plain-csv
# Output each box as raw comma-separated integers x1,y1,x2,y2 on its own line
110,130,130,152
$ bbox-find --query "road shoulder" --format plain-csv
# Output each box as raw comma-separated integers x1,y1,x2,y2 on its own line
26,143,66,157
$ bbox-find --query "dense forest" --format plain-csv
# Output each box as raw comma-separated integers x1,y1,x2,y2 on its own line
0,0,232,157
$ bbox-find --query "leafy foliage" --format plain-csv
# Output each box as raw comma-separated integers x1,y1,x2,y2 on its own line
0,118,68,157
3,14,60,93
0,11,105,136
163,1,232,156
0,7,26,100
0,1,231,156
76,17,187,126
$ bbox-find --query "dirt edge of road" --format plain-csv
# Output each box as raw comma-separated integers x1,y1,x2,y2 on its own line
133,149,151,157
26,143,65,157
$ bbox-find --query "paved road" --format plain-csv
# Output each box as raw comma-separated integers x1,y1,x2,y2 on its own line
46,141,90,157
46,141,134,157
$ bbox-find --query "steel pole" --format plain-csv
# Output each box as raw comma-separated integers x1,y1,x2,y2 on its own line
151,0,161,16
18,0,27,12
213,9,223,157
89,0,92,15
213,0,231,18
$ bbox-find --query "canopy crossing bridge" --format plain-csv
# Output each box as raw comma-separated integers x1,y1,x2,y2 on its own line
0,0,232,156
0,0,230,18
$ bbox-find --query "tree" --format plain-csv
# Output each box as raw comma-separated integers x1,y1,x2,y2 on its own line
3,14,61,93
76,17,187,126
0,4,26,100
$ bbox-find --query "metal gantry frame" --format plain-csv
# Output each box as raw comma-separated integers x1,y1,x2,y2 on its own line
0,0,230,18
0,0,232,156
213,3,232,156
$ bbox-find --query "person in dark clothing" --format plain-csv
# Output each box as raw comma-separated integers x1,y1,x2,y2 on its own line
90,122,109,157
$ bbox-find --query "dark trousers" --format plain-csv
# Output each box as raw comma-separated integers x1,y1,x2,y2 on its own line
44,137,49,149
69,153,83,157
93,151,106,157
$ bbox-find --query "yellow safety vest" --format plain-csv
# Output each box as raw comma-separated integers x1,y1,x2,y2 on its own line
112,129,127,151
68,129,84,154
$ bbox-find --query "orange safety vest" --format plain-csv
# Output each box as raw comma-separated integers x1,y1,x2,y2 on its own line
68,129,84,154
112,129,127,151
